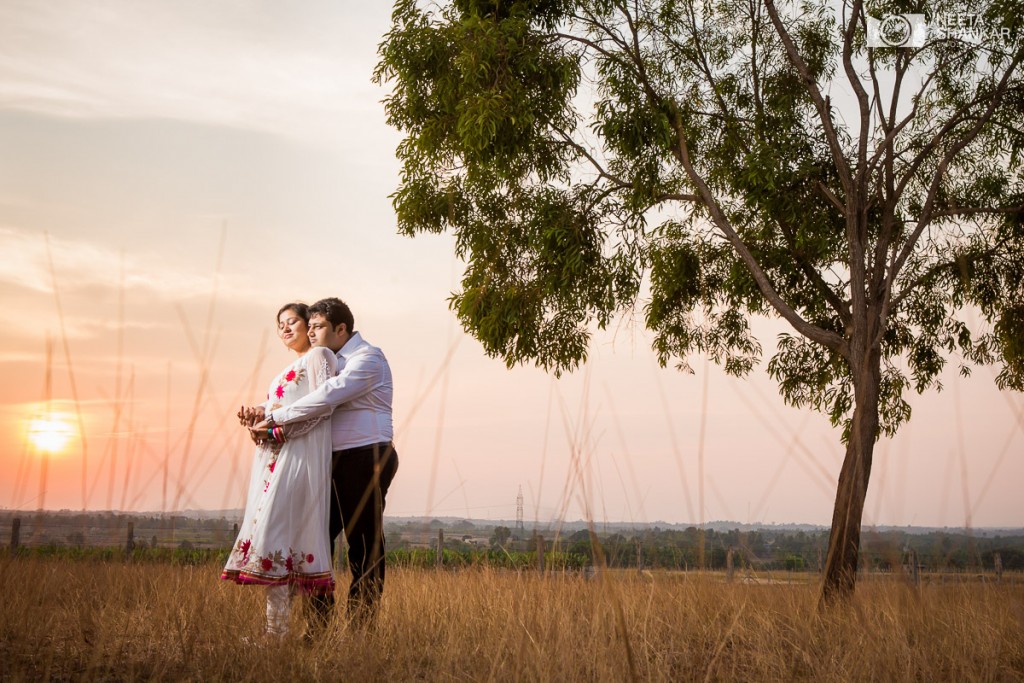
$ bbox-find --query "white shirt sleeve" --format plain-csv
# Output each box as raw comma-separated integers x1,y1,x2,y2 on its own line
271,347,384,425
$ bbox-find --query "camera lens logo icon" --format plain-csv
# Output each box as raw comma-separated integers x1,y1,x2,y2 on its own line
867,14,927,47
879,15,913,46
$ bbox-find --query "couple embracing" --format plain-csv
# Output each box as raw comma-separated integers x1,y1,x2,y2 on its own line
221,297,399,638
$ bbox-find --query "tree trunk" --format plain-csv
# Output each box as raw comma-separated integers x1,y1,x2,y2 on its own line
819,347,882,605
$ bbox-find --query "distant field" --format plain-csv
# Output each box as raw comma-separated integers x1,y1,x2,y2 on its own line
1,556,1021,681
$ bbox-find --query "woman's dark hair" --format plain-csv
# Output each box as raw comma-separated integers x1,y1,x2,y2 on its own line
276,302,309,324
308,297,354,334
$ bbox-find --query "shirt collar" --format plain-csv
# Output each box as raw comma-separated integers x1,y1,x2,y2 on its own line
338,331,363,359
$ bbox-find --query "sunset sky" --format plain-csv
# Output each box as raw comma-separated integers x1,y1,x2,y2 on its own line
1,1,1021,528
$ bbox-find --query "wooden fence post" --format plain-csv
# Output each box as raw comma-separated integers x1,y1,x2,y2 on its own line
536,534,545,574
994,552,1003,582
126,522,135,554
10,517,20,552
726,547,735,582
636,541,642,573
436,528,444,569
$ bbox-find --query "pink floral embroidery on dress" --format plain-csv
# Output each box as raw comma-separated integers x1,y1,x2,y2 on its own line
275,385,285,399
285,369,297,382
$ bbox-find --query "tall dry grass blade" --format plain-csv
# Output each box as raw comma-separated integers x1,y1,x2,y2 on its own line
705,474,735,521
750,410,813,522
221,329,270,510
10,334,47,510
970,387,1024,518
703,602,746,683
36,337,54,516
612,592,640,683
413,335,462,518
169,349,209,511
423,334,455,519
87,374,133,508
732,379,835,497
162,361,171,516
954,376,979,567
937,444,956,528
118,367,136,512
532,378,556,529
868,437,891,527
603,426,637,525
696,357,709,566
171,307,221,512
651,366,696,522
123,438,204,512
105,252,126,511
550,372,600,530
602,384,650,523
43,231,90,512
171,223,226,513
394,336,461,438
10,421,33,510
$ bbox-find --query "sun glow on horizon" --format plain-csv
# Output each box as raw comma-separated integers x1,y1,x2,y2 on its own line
27,416,76,455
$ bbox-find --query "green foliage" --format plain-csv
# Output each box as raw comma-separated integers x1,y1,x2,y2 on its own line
6,544,230,565
490,524,512,546
8,528,1023,572
387,546,588,570
377,0,1024,432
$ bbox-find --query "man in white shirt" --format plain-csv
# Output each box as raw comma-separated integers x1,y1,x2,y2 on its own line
252,297,398,625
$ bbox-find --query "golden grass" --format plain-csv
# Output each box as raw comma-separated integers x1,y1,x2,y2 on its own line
1,557,1022,682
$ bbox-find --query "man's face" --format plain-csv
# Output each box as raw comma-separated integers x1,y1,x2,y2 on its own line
308,313,348,352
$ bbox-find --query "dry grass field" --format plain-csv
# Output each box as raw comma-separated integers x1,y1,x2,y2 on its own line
1,556,1022,682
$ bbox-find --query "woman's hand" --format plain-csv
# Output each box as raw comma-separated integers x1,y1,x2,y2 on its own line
238,406,265,427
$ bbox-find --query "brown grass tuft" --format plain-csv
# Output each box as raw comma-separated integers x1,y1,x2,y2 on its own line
1,557,1021,682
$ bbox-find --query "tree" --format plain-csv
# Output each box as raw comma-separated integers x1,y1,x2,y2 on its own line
490,524,512,547
375,0,1024,602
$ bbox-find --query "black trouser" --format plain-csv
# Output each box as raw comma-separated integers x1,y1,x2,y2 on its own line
313,441,398,622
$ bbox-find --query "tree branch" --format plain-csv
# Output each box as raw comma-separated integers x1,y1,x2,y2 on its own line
668,108,846,353
930,205,1024,219
879,54,1024,345
763,0,853,194
890,236,1011,310
889,55,1023,284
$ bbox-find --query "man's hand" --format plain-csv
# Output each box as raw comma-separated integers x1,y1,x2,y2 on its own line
249,419,271,443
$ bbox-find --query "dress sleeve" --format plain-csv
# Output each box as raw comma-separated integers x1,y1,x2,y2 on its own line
284,348,337,439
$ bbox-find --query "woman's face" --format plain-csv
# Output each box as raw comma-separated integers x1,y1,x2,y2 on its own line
278,309,311,354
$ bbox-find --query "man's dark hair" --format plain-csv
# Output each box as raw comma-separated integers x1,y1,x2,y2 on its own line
309,297,354,335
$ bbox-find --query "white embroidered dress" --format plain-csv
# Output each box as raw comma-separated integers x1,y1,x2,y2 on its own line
222,346,336,594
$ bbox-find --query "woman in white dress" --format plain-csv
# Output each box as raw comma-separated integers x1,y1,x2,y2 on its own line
222,303,337,637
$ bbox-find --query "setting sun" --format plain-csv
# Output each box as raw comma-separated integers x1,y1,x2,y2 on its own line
27,417,76,454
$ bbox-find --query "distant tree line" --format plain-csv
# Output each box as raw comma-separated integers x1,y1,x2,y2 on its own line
455,525,1024,572
5,512,1022,572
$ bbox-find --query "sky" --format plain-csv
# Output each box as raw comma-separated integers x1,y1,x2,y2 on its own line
1,0,1021,529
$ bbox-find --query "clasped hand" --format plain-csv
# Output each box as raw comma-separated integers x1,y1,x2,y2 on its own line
237,405,268,443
